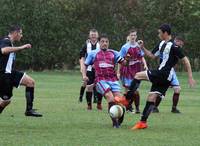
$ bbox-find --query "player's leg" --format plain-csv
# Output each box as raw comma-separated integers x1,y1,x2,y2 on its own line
126,71,149,100
20,73,42,117
171,86,181,113
131,78,169,130
0,74,12,113
96,81,120,128
85,71,94,110
171,72,181,113
78,81,86,102
152,95,162,113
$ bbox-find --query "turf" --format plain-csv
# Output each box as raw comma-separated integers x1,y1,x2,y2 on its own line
0,71,199,146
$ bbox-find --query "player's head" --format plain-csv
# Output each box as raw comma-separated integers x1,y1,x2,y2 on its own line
128,28,137,43
89,29,99,42
174,36,185,47
99,34,109,50
158,24,171,40
8,25,23,41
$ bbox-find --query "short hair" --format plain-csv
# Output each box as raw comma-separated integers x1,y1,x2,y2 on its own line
175,35,185,42
99,34,109,40
9,24,21,33
129,28,137,34
159,24,171,35
89,28,98,33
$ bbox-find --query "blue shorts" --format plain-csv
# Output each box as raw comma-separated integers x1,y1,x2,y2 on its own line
96,80,121,95
170,71,180,86
120,77,132,88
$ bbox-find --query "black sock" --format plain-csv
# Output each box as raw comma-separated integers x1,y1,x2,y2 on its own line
25,87,34,111
141,101,154,122
79,86,85,98
97,93,103,105
126,79,141,100
155,96,162,107
134,91,140,110
172,93,180,108
93,88,97,102
86,91,92,106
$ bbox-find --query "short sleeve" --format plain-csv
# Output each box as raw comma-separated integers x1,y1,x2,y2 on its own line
173,46,185,59
119,46,127,58
113,50,124,63
79,44,87,59
0,38,11,55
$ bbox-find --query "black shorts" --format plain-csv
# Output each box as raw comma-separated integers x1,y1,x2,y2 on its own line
86,68,95,85
147,70,171,97
0,70,25,99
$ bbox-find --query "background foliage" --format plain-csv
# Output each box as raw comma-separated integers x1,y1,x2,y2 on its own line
0,0,199,70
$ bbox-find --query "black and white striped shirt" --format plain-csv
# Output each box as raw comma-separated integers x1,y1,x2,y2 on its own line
0,37,16,73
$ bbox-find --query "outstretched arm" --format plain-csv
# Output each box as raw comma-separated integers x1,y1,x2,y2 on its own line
138,40,157,60
181,56,196,87
1,44,31,54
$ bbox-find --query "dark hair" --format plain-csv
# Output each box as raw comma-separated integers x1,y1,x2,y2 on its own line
159,24,171,35
175,35,185,42
89,28,98,33
129,28,137,34
99,34,109,40
9,25,21,33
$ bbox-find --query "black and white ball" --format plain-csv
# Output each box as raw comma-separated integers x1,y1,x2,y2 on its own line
109,105,124,118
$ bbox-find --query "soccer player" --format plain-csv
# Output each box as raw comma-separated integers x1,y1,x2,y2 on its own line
153,36,185,113
118,29,148,114
82,34,127,128
125,24,195,130
0,25,42,117
79,29,103,110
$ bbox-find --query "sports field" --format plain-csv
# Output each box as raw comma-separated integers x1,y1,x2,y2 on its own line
0,71,199,146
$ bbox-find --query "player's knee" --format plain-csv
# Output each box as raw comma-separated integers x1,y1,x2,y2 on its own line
134,72,140,79
86,84,93,92
174,86,181,93
27,79,35,87
0,97,11,107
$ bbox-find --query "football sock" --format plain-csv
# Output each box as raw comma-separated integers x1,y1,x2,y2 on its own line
155,96,162,107
134,91,140,110
126,79,141,100
79,86,85,99
97,93,103,105
141,101,154,122
25,87,34,111
172,93,180,108
86,91,92,106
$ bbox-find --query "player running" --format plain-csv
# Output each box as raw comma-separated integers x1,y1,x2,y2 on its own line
79,29,103,110
0,25,42,117
118,29,148,114
82,34,128,128
153,36,185,113
125,24,195,130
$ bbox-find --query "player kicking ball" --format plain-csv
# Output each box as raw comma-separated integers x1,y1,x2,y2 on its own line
81,34,128,128
0,25,42,117
125,24,195,130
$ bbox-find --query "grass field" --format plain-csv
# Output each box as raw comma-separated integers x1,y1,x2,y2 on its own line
0,71,199,146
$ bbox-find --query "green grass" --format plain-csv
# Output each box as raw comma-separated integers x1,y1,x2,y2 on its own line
0,71,200,146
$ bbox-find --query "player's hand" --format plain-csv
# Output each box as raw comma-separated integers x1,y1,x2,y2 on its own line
21,44,32,49
137,40,144,48
82,76,89,82
188,77,196,88
144,65,148,70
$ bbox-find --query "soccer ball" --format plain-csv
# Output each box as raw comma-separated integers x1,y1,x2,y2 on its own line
109,105,124,118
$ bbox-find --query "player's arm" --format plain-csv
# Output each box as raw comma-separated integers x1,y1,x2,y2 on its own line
79,44,87,73
181,56,196,87
138,40,157,60
141,57,148,70
1,44,31,54
79,57,85,73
